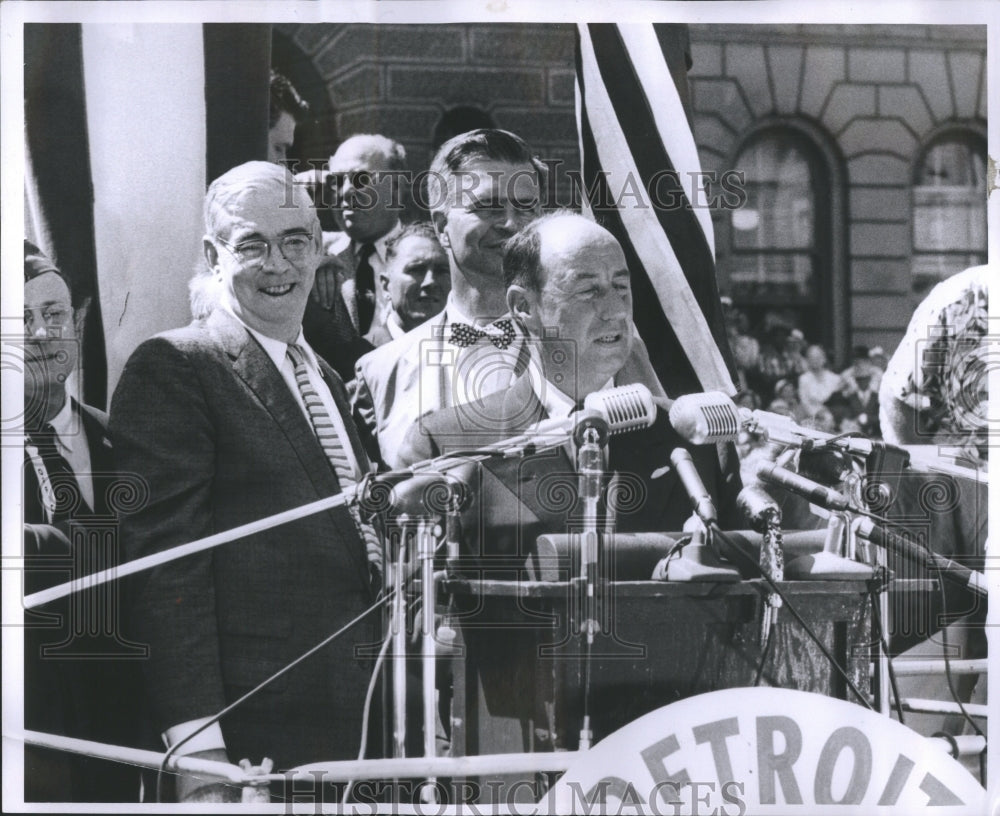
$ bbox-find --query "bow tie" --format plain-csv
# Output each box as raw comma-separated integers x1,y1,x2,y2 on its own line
448,319,516,350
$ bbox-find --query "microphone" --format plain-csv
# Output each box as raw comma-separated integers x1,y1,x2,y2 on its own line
466,383,657,458
669,448,717,525
854,517,987,598
755,462,850,512
583,383,657,436
736,485,782,533
669,391,874,453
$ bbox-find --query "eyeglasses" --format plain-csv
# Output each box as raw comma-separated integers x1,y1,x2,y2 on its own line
216,232,315,268
327,171,376,191
24,304,74,335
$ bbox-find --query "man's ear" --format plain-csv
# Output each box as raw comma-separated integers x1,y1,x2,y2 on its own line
203,236,220,274
431,210,450,249
507,285,532,322
72,298,91,335
379,271,391,296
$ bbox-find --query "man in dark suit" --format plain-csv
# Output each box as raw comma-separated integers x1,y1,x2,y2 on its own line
110,162,380,802
364,222,451,347
400,211,740,545
304,134,410,363
22,240,145,802
398,214,740,756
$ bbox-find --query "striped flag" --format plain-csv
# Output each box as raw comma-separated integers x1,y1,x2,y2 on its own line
576,23,737,397
24,23,270,406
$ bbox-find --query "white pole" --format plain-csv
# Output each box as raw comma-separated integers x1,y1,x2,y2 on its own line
23,490,353,609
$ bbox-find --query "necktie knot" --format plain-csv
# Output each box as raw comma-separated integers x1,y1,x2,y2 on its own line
449,318,516,350
286,342,307,367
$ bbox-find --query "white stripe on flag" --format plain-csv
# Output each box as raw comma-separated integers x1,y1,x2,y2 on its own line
578,25,734,395
82,25,207,396
617,24,715,262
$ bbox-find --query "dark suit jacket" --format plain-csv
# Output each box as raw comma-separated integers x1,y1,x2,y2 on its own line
400,374,741,566
23,400,145,802
110,308,377,773
302,295,374,382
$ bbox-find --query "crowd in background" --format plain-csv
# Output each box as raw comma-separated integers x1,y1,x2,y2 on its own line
722,296,884,442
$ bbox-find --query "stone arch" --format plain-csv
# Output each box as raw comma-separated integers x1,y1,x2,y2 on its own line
718,115,850,365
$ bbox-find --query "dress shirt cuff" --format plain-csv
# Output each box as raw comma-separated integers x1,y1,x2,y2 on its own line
163,718,227,756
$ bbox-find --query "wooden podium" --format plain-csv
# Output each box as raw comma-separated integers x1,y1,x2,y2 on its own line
445,575,875,763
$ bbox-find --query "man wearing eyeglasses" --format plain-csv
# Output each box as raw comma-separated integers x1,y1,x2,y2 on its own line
23,240,144,802
110,161,379,802
302,135,409,378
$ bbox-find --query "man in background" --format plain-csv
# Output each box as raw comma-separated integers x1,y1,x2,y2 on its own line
310,134,410,335
351,128,543,468
365,222,450,347
23,240,144,802
267,69,309,164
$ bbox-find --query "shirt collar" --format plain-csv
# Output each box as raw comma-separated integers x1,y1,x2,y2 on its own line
443,292,476,329
221,305,316,370
526,359,614,421
385,310,406,340
46,396,76,452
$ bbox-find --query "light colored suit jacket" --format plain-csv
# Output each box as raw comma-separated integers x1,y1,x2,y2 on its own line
352,311,668,470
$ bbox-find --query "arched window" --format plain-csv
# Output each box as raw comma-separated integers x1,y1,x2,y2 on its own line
720,126,842,355
911,129,987,295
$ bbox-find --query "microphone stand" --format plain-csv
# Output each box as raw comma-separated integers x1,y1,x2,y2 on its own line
575,423,605,752
385,515,411,761
758,507,784,652
417,516,439,805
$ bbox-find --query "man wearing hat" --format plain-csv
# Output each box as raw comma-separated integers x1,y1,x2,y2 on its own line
23,240,144,801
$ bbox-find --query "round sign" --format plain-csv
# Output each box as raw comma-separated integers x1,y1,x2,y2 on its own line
541,688,984,814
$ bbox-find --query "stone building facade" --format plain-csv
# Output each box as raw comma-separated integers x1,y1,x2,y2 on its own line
273,22,987,365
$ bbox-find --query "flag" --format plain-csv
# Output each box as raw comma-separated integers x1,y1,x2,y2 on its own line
24,23,271,406
576,23,737,397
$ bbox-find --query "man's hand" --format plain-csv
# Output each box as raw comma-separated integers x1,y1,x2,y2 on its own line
311,256,349,310
175,748,241,803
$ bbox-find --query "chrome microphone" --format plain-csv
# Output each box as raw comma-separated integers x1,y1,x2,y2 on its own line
436,383,658,460
670,448,717,525
670,390,872,452
755,462,850,512
583,383,657,435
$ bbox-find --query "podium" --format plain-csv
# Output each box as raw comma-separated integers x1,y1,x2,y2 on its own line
446,576,874,763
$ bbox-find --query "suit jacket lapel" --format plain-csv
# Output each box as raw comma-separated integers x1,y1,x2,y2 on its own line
493,377,574,525
416,312,448,413
208,309,343,500
77,400,113,516
319,362,373,476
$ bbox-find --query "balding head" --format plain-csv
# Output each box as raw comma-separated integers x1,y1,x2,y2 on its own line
327,134,408,243
505,211,634,398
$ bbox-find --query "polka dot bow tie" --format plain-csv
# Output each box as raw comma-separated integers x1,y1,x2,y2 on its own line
448,319,517,350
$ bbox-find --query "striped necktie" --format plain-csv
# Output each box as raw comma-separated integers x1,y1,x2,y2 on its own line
28,425,88,523
286,344,382,573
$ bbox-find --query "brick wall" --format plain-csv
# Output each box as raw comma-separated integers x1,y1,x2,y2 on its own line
274,23,579,193
687,24,987,355
275,22,986,357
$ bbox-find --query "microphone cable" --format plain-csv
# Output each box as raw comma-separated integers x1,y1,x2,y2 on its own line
710,523,875,711
866,570,905,725
155,590,394,803
932,572,985,746
342,623,394,806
